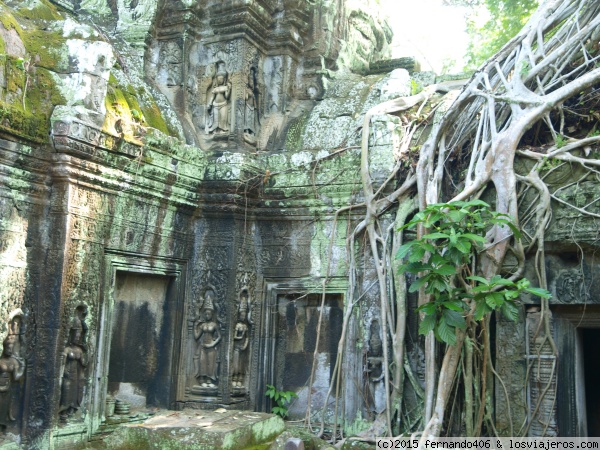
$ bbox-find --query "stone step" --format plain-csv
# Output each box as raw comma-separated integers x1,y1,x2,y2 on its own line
99,409,285,450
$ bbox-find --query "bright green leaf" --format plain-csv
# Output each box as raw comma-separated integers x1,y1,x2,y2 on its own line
426,277,449,293
474,301,492,321
408,245,426,263
396,241,417,260
485,292,505,307
442,300,465,311
454,239,471,254
436,318,457,345
447,210,467,223
419,313,437,336
443,308,466,329
461,233,487,244
524,287,552,299
409,276,429,293
434,265,457,276
468,275,490,285
417,302,437,315
423,232,450,240
501,301,520,321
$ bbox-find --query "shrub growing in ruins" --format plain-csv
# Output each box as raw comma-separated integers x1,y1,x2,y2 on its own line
265,384,297,418
397,200,550,346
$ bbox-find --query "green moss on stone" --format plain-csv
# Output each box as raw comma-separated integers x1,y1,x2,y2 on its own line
285,112,309,151
20,28,67,69
0,7,23,34
103,73,170,139
17,0,63,21
0,54,65,141
138,100,169,134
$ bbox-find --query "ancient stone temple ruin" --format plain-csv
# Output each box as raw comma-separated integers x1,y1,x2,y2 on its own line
0,0,598,447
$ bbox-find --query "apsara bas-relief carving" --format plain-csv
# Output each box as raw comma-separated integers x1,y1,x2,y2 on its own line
243,68,260,146
0,310,26,432
193,288,222,396
205,62,232,138
59,306,88,422
231,288,250,395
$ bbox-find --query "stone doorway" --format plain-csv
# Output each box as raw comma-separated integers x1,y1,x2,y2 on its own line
106,271,178,412
554,305,600,437
582,329,600,436
272,293,344,419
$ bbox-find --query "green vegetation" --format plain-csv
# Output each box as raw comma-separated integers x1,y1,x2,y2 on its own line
265,385,297,418
446,0,538,70
397,200,550,345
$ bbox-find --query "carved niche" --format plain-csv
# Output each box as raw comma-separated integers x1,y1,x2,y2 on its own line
242,67,260,146
58,305,88,422
549,181,600,243
0,309,26,432
205,62,232,139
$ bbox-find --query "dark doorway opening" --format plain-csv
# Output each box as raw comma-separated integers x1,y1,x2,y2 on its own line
107,272,177,410
583,328,600,436
273,293,343,418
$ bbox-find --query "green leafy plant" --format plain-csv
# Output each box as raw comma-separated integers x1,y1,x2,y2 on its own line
397,200,550,345
540,156,561,171
265,384,297,418
555,134,567,148
410,79,423,96
447,0,539,70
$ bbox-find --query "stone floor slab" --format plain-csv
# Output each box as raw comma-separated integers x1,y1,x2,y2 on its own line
101,409,285,450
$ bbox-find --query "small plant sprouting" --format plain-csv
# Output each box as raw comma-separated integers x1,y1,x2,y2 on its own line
265,384,297,418
410,79,423,96
540,156,561,172
555,134,568,148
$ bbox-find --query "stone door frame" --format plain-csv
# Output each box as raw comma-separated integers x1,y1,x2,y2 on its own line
89,251,187,434
553,305,600,436
254,276,348,413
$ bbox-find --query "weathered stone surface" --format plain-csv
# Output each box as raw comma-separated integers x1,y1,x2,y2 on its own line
100,409,285,449
367,57,419,75
3,0,594,446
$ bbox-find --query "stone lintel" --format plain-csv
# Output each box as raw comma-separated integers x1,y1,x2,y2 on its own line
367,57,420,75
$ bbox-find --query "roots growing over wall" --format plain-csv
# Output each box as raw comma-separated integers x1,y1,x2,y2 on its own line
306,0,600,441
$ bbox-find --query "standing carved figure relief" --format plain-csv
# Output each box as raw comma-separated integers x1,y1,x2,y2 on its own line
206,63,232,136
366,319,385,417
231,288,250,393
194,289,221,391
243,68,260,144
0,311,25,431
367,320,383,383
59,306,88,422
